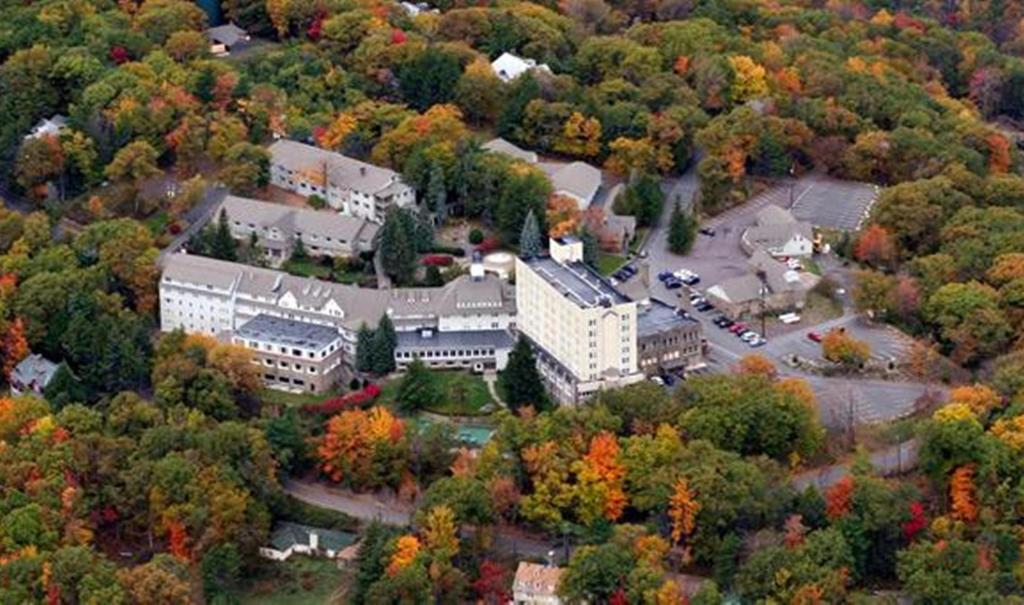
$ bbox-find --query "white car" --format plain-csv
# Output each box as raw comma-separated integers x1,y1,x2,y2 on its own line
674,269,694,280
787,258,803,270
741,331,760,343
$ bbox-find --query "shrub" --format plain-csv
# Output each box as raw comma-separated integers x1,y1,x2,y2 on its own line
469,229,484,244
421,254,454,266
308,194,327,209
476,236,500,254
301,384,382,415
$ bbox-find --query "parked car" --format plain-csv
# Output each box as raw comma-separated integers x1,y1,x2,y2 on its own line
683,275,701,285
661,374,675,386
787,258,802,270
741,331,760,343
664,278,683,289
729,323,748,334
650,376,664,386
658,271,674,282
807,331,822,342
699,227,716,236
749,337,766,348
689,292,703,302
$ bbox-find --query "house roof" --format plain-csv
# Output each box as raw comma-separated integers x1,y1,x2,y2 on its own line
513,562,563,598
268,140,406,197
205,23,249,47
540,161,602,208
27,115,68,139
11,354,59,388
162,253,515,332
482,138,538,163
268,522,357,552
490,52,550,82
636,298,699,338
396,329,515,352
218,195,378,246
236,314,341,350
706,252,818,304
744,221,813,250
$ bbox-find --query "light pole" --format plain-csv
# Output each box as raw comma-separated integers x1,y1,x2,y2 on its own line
756,268,767,337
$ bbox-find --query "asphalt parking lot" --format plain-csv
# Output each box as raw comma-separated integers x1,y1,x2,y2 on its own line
788,175,878,231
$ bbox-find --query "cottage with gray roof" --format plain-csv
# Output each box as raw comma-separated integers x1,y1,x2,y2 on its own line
705,249,820,319
10,354,60,396
741,204,814,258
217,195,378,266
205,23,250,55
268,140,416,223
483,138,604,209
259,522,358,561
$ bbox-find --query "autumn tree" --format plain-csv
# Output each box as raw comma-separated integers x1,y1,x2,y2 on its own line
825,476,854,520
668,478,700,547
2,318,28,380
821,329,871,368
573,431,628,525
554,112,602,158
949,465,978,523
317,407,408,490
854,225,898,268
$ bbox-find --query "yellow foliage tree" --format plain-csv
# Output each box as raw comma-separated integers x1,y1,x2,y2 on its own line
932,402,979,424
990,414,1024,450
317,113,357,151
728,55,768,102
422,505,459,558
604,137,672,176
555,112,602,158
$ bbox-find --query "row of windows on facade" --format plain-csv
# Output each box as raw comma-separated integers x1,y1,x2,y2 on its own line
241,339,338,358
232,220,353,246
396,347,497,359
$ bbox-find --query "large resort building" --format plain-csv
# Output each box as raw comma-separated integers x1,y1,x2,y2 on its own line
159,253,516,392
268,139,416,223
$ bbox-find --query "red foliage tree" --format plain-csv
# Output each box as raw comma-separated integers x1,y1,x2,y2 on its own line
473,560,511,604
392,29,407,45
166,519,190,561
902,501,927,541
109,45,130,64
854,225,897,268
825,476,854,520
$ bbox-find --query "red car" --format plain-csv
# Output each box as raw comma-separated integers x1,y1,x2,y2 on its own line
807,331,822,342
729,323,747,334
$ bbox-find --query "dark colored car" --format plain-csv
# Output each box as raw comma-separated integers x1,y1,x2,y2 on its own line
657,270,674,281
695,302,714,312
807,331,823,342
664,278,683,289
699,227,716,236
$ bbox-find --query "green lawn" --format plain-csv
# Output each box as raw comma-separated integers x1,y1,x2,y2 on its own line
629,227,649,254
596,253,626,276
259,388,341,409
143,210,170,236
283,258,333,279
802,256,822,275
379,371,494,416
235,557,347,605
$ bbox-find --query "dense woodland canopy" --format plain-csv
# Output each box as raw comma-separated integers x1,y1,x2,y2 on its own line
2,0,1024,601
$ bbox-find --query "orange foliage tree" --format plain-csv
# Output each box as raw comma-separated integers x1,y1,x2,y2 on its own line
825,476,854,520
547,194,582,238
317,406,406,489
668,477,700,545
854,225,898,268
949,465,978,523
947,384,1001,416
575,431,627,523
2,318,29,380
736,354,777,378
986,132,1011,174
387,535,421,575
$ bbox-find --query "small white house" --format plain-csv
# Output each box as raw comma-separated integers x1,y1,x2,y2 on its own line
491,52,551,83
25,115,68,140
512,562,564,605
740,205,814,258
259,522,358,562
10,354,60,396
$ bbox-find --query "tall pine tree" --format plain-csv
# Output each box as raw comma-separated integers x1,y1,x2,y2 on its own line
499,337,549,411
380,209,417,285
668,202,696,255
396,357,439,412
355,323,374,373
211,209,238,261
519,209,542,258
427,161,448,223
371,314,397,374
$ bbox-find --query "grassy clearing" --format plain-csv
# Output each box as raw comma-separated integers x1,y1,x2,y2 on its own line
259,388,341,409
596,253,626,276
379,371,494,416
235,557,347,605
283,258,333,279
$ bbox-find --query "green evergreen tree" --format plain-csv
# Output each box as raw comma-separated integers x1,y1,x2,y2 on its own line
210,209,238,261
519,208,542,258
668,202,696,255
396,357,439,412
499,337,548,411
291,235,307,261
370,314,397,374
379,210,417,285
355,323,374,374
497,73,541,138
427,161,448,222
424,265,443,287
414,206,434,253
42,363,86,410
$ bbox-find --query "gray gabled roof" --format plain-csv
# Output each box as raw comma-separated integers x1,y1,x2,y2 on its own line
218,195,378,245
540,161,602,207
268,140,405,196
162,254,515,331
11,354,59,389
236,314,341,349
482,138,538,163
757,204,796,225
268,522,357,552
205,23,249,47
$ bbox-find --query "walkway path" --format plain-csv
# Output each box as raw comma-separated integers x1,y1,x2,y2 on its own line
157,185,228,266
792,439,919,491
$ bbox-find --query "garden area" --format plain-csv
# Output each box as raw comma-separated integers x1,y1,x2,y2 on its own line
234,557,347,605
378,368,495,417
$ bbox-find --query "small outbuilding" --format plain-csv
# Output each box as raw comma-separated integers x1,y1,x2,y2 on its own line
259,522,358,561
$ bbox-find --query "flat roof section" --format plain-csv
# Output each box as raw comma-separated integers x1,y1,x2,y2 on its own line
236,314,341,350
636,299,699,338
525,257,630,309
